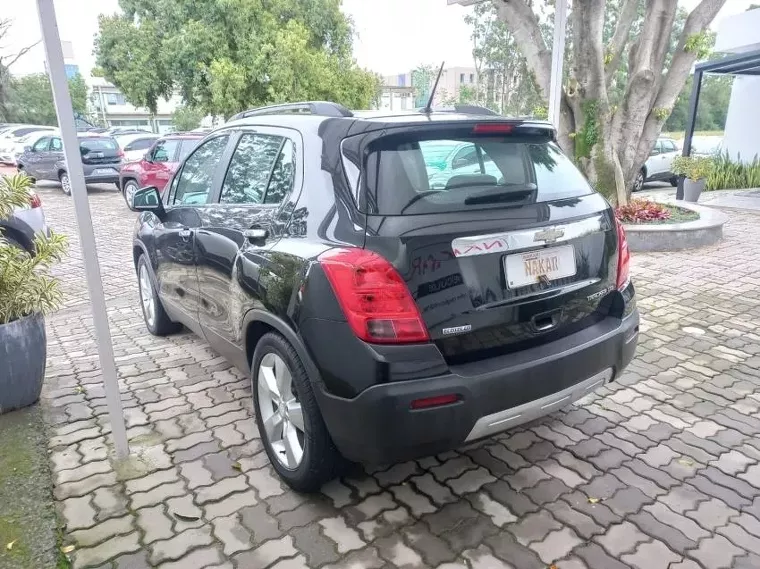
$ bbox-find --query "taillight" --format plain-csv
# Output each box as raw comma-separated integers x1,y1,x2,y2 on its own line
318,248,429,344
472,123,514,135
615,219,630,290
29,193,42,208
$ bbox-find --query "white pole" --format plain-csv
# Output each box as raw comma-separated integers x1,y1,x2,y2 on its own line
35,0,129,458
548,0,568,127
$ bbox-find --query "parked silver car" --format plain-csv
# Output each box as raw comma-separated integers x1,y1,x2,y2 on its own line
0,190,49,253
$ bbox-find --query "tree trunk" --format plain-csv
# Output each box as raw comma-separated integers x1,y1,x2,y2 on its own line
490,0,728,206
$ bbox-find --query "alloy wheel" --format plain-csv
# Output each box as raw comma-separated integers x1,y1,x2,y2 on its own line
138,263,155,328
125,182,138,205
257,352,305,470
633,171,644,192
61,173,72,195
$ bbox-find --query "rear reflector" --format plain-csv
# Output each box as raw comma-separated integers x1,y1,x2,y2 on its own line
472,123,514,134
411,394,460,410
615,219,630,290
318,248,430,344
29,193,42,208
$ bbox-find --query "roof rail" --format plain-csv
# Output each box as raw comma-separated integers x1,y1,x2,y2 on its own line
229,101,354,121
416,104,499,116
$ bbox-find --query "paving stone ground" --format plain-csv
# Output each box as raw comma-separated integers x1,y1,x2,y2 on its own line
35,179,760,568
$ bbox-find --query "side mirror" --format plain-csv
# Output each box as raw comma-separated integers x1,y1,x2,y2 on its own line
650,148,660,156
130,186,165,216
452,157,468,169
23,145,32,153
143,151,153,163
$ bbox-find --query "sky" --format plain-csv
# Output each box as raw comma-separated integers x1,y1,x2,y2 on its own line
2,0,756,79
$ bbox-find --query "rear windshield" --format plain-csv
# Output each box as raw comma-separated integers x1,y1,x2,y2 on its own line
80,138,118,153
361,131,594,215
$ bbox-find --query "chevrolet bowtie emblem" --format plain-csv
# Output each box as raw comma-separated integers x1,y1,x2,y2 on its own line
534,227,565,244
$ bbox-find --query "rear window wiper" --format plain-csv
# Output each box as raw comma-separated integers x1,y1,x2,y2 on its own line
464,183,537,205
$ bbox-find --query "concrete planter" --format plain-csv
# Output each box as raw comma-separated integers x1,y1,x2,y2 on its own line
623,200,728,252
0,312,46,414
683,178,706,202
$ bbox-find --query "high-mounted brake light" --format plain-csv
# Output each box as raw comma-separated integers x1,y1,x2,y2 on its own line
472,123,514,134
319,248,430,344
615,219,630,290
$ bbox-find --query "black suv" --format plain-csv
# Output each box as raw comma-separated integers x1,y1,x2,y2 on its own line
130,102,639,491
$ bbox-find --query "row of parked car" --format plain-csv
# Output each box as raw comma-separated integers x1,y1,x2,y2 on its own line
0,123,205,205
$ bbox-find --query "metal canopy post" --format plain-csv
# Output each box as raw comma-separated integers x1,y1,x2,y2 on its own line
548,0,568,127
678,70,704,200
35,0,129,458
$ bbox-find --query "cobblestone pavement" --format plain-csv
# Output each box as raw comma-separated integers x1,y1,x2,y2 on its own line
35,180,760,568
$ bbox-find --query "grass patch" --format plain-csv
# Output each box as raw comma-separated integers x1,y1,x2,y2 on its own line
0,406,67,569
662,130,724,140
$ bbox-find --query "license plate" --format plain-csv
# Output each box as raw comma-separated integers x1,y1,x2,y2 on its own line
93,168,117,175
505,245,576,289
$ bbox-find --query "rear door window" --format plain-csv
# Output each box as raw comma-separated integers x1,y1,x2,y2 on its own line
360,128,593,215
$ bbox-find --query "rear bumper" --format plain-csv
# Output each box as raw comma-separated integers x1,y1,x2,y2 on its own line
314,309,639,464
84,174,121,185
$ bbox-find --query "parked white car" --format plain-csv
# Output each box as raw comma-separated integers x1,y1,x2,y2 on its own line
633,137,680,191
114,133,160,163
0,130,59,166
0,126,57,165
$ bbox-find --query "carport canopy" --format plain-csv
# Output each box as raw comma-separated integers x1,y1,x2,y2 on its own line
678,48,760,198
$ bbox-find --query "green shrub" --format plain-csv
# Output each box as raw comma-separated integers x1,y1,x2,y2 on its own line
672,155,715,181
0,174,67,324
706,151,760,190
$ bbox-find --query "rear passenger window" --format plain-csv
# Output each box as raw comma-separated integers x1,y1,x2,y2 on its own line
219,134,295,205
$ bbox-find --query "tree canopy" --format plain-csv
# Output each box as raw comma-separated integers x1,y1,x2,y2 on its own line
95,0,381,118
4,73,88,126
470,0,727,204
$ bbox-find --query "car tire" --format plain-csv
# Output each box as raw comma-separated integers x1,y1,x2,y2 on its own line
123,180,140,207
670,176,679,187
633,169,645,192
59,171,72,196
252,332,345,492
136,255,181,336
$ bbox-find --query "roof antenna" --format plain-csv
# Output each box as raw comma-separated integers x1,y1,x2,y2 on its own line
423,61,445,114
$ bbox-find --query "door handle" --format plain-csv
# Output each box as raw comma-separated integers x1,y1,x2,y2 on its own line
179,228,192,240
243,228,268,242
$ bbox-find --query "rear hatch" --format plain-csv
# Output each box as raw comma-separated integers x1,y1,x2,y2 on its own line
347,120,620,366
80,137,121,165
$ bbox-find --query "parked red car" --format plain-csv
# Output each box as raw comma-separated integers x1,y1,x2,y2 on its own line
119,132,204,205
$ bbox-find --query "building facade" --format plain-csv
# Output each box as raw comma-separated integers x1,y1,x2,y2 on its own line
379,66,478,111
714,8,760,163
88,77,182,133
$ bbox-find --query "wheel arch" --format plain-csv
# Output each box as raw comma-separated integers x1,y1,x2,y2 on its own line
243,309,322,388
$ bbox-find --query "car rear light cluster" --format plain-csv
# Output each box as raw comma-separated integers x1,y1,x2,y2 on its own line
615,219,630,290
472,123,514,134
319,248,430,344
29,192,42,209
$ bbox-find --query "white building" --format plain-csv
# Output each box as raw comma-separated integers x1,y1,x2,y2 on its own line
714,8,760,163
88,77,182,134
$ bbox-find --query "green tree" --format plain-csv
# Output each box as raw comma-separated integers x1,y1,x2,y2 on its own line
5,72,88,126
0,19,41,121
482,0,727,204
172,105,205,132
665,74,733,133
95,0,379,118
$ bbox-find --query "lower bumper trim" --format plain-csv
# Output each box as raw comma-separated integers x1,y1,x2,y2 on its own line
464,367,612,442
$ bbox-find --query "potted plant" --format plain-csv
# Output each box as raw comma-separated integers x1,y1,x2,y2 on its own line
672,155,715,202
0,173,66,414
